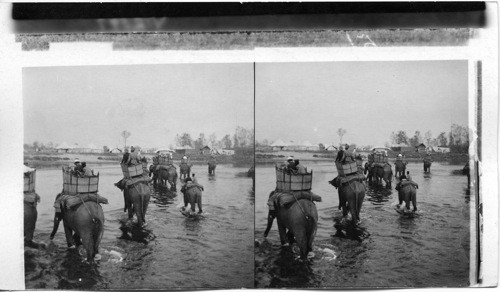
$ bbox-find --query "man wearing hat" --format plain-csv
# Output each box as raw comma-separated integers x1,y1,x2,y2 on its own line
335,146,345,163
285,156,297,173
127,146,141,166
121,147,130,164
73,159,84,176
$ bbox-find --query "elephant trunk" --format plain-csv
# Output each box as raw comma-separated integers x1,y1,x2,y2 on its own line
86,217,103,262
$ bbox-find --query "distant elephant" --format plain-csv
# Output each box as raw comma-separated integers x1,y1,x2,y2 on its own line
332,180,366,223
152,165,177,191
208,161,217,175
24,201,37,247
394,160,407,178
183,185,203,213
179,163,191,180
364,163,373,182
276,199,318,260
60,201,104,262
247,166,255,178
463,162,470,188
398,183,417,212
373,164,393,188
423,160,432,172
123,182,151,226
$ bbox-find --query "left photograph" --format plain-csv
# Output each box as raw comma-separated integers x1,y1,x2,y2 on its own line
23,63,255,289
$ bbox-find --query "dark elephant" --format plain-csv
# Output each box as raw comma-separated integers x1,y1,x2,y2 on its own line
247,166,255,178
24,201,37,247
61,201,104,262
183,185,203,213
398,184,417,212
208,161,217,175
179,163,191,180
123,182,151,226
276,199,318,260
372,164,393,188
332,180,366,223
463,162,470,188
423,160,432,172
394,160,407,178
151,165,177,191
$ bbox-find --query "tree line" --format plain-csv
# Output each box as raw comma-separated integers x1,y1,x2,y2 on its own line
389,124,470,153
175,126,254,149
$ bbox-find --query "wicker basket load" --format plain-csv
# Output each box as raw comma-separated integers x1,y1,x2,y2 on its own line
62,167,99,194
121,163,144,178
373,153,388,163
275,166,313,192
335,161,358,177
24,169,36,193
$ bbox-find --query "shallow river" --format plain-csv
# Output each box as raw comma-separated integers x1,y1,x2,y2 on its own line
25,164,254,289
255,161,471,288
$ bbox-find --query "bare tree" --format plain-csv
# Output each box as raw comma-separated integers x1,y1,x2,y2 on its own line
337,128,347,145
121,130,131,148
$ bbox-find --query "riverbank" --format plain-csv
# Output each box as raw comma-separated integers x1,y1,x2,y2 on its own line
256,150,469,165
24,151,253,169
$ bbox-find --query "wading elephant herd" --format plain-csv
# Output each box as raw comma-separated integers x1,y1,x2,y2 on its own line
24,158,221,263
269,156,462,260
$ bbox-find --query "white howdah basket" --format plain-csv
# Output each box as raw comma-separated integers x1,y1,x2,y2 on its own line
24,169,36,193
275,166,313,192
62,167,99,194
335,161,359,176
121,163,144,178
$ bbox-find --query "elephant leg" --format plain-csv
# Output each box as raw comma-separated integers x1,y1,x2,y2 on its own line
286,230,296,244
142,195,150,223
398,191,403,206
277,220,288,246
349,202,358,223
183,192,188,208
197,193,202,213
342,204,348,217
63,221,76,248
263,210,276,237
412,192,417,211
49,212,63,240
80,231,95,262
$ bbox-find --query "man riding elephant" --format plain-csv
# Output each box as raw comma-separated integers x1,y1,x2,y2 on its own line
395,154,408,179
208,155,217,175
181,177,204,213
179,155,192,180
396,171,418,212
423,153,433,173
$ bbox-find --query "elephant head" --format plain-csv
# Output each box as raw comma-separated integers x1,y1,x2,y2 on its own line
124,182,151,226
337,180,366,223
61,201,104,262
276,199,318,260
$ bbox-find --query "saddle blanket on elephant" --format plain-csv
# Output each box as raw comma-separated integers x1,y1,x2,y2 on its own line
55,192,108,210
269,190,322,210
24,192,40,205
373,162,391,168
181,182,204,193
157,164,176,171
396,180,419,191
115,174,151,190
331,173,366,188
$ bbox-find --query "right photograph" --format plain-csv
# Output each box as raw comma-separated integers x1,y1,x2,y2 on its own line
254,61,471,288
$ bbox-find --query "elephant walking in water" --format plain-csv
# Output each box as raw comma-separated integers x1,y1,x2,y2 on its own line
394,160,407,179
397,183,417,212
276,199,318,260
372,164,393,188
179,163,191,180
123,182,151,226
183,185,203,213
151,165,177,191
60,201,104,262
331,179,366,223
208,161,217,175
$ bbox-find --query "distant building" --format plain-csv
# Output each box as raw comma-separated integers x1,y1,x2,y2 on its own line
416,143,427,153
435,146,451,153
109,148,122,153
391,144,415,152
270,139,287,151
56,142,73,153
200,146,211,155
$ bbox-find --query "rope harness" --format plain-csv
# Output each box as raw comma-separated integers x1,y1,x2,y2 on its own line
291,192,312,221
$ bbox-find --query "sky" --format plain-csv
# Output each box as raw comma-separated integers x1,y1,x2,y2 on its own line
23,63,254,149
256,61,468,147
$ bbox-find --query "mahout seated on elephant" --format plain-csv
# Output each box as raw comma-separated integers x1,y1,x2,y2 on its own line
394,154,408,179
50,192,108,262
265,190,321,260
180,177,205,213
395,171,418,212
208,155,217,175
423,153,433,173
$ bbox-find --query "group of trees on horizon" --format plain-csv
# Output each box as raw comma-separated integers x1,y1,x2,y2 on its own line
175,126,254,150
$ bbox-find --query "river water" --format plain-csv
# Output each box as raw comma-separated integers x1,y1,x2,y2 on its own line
255,161,471,288
25,164,254,289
